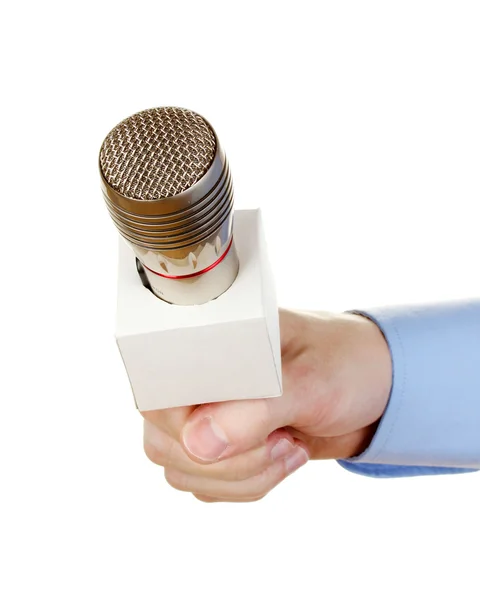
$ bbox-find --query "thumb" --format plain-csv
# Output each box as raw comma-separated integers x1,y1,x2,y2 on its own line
181,395,294,464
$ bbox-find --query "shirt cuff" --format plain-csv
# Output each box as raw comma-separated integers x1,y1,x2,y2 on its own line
338,301,480,477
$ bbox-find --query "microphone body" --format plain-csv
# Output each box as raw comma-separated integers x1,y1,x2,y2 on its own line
99,107,239,305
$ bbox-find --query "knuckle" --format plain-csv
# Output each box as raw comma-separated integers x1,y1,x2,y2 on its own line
164,468,189,492
143,424,178,469
143,441,166,466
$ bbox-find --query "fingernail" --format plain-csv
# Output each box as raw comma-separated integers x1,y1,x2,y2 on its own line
183,416,229,461
271,438,294,461
285,447,309,474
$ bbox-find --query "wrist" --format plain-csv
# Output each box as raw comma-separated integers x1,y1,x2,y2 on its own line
356,312,392,418
339,312,393,457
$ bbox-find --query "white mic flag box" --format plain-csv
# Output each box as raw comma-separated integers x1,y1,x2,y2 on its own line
115,209,282,411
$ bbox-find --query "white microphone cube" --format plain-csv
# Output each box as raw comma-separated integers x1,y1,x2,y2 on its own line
115,209,282,411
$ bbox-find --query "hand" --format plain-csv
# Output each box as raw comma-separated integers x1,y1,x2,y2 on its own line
142,309,392,502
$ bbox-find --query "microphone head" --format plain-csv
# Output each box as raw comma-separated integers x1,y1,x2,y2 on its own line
100,106,217,203
99,107,238,305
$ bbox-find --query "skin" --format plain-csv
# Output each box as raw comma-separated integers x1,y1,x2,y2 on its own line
142,309,393,503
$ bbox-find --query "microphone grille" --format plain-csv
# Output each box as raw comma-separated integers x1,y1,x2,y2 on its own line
99,107,216,201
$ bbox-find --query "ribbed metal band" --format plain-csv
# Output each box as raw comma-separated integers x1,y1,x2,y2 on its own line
99,107,234,251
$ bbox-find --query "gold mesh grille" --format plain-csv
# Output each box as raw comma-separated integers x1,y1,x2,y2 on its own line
99,107,216,201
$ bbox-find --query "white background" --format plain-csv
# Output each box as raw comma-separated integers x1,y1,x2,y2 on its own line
1,1,479,599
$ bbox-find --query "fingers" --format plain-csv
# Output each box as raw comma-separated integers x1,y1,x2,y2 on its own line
181,395,297,464
144,420,309,502
144,421,298,482
164,446,308,501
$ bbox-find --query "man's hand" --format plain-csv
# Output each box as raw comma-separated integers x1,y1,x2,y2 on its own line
142,309,392,502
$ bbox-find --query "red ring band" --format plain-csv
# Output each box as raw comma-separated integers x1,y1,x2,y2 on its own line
142,237,234,280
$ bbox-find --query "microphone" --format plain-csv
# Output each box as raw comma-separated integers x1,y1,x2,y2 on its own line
99,107,239,305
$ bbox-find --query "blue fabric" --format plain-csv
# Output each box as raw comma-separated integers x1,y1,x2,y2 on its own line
338,300,480,478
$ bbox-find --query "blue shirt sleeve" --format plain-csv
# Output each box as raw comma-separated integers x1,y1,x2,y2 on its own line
338,299,480,478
